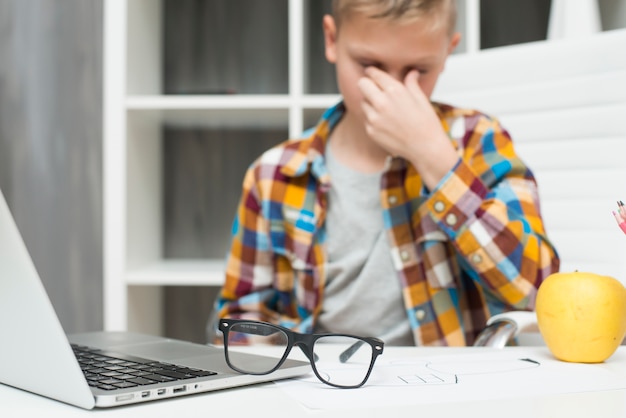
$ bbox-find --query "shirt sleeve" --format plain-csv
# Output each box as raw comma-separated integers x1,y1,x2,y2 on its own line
425,113,560,310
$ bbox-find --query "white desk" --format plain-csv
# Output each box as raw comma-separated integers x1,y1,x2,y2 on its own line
2,346,626,418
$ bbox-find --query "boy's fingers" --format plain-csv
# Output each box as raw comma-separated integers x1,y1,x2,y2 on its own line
404,70,422,98
357,76,382,102
364,66,396,91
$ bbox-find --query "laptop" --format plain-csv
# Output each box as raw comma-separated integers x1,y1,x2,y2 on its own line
0,189,309,409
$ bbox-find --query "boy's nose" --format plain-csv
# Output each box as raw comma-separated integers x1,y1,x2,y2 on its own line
386,69,416,84
387,71,404,82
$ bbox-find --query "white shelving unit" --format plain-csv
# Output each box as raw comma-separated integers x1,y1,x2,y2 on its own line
104,0,346,334
103,0,618,336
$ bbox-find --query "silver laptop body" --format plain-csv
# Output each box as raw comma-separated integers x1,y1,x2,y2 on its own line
0,189,309,409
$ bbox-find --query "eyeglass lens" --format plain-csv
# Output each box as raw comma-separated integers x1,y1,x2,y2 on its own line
312,335,374,387
225,322,289,373
225,322,375,387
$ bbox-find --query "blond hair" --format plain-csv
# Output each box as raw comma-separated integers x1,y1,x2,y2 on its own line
332,0,457,35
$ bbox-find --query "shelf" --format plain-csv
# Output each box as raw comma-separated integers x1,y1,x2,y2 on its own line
126,94,342,110
125,95,341,129
298,94,341,108
126,259,225,286
126,95,290,129
126,95,292,110
128,107,290,129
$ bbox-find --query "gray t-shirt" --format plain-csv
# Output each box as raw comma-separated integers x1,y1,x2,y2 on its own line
315,143,414,345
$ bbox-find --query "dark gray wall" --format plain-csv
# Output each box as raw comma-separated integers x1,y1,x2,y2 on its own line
0,0,103,333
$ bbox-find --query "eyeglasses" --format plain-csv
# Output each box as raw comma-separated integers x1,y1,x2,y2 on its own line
218,319,384,388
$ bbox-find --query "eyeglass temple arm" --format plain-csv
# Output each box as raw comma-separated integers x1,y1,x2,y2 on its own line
339,340,365,363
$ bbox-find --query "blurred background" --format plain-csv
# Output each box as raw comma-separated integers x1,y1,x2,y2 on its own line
1,0,625,343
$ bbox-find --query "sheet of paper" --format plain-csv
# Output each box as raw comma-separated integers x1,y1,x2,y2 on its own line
275,348,626,410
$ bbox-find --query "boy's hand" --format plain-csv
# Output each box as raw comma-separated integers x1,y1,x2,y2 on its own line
357,66,458,189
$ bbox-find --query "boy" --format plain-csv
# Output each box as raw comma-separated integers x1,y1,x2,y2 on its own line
211,0,559,346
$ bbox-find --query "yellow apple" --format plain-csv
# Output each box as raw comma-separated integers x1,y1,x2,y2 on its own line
536,271,626,363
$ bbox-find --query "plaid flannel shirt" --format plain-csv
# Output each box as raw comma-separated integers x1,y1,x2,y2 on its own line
215,101,559,346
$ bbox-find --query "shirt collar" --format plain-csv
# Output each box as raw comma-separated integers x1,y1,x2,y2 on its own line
280,102,345,186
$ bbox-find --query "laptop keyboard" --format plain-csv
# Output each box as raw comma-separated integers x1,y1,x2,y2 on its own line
72,344,218,391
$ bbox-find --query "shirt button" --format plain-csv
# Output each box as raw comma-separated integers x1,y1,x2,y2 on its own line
400,250,410,261
446,213,458,226
415,310,426,321
388,195,398,205
434,201,445,212
471,254,483,264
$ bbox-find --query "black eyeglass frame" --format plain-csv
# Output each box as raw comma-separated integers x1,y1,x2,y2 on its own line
218,318,385,389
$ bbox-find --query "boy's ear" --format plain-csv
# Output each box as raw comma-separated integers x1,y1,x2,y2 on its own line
322,15,338,64
448,32,462,55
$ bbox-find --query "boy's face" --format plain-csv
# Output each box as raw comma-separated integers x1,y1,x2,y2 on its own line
323,11,460,124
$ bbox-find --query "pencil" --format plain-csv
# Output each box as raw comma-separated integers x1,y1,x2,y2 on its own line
613,210,626,234
618,201,626,221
